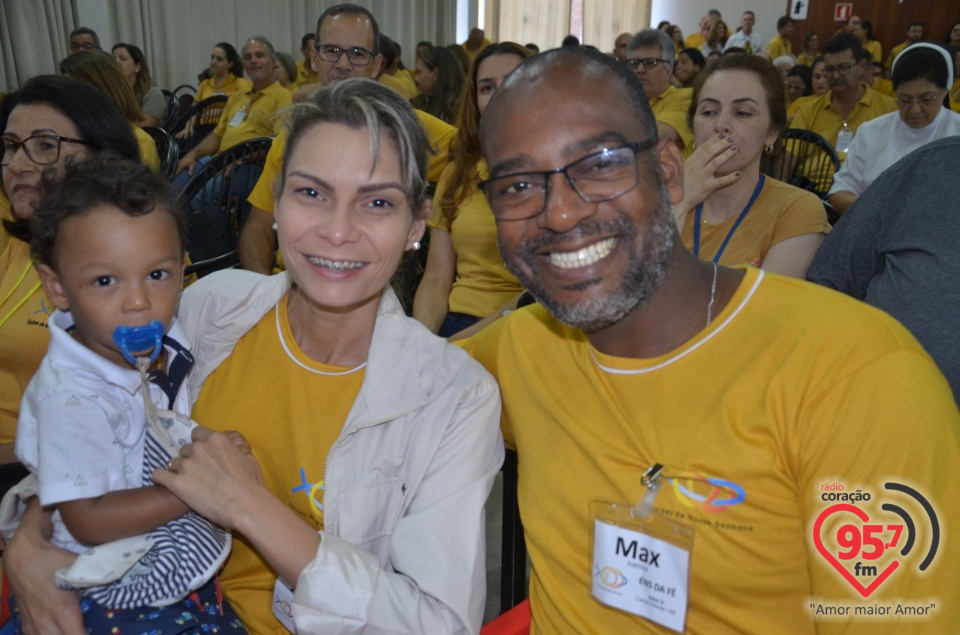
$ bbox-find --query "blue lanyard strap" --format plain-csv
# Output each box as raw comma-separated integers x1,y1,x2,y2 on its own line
693,174,765,264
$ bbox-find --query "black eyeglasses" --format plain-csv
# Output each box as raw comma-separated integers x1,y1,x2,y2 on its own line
625,57,667,70
1,134,91,167
822,63,856,76
314,44,375,66
69,42,99,52
479,141,657,221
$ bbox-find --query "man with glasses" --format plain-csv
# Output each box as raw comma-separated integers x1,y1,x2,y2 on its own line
626,29,694,158
68,27,100,54
238,3,455,274
173,35,291,190
463,45,960,633
788,33,896,187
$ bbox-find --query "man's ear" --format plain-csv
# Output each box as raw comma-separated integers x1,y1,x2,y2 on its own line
656,137,686,206
36,264,70,312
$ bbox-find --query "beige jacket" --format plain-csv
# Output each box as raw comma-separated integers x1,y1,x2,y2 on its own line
178,270,504,634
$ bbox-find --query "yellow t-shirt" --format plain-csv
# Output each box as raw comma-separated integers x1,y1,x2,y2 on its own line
394,68,419,99
195,73,253,103
790,84,898,186
765,34,793,59
684,33,705,50
133,125,160,174
461,267,960,634
379,72,414,100
293,60,318,89
429,159,522,318
680,176,830,267
787,93,818,120
886,42,909,73
213,81,291,153
0,239,52,445
797,51,816,67
872,78,895,98
950,77,960,114
193,293,364,634
649,85,694,157
865,39,883,64
0,192,13,254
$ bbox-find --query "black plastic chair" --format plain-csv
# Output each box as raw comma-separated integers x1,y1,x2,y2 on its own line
178,137,273,277
168,95,229,155
763,128,841,198
171,84,196,121
142,126,179,181
159,89,179,130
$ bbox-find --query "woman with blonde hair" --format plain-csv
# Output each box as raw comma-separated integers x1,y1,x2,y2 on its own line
59,50,160,172
414,42,531,335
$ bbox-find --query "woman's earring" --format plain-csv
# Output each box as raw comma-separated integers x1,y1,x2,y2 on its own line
412,241,422,251
272,222,278,231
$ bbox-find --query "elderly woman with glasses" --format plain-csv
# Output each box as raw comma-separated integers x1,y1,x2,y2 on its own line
0,76,140,466
673,54,830,278
828,43,960,213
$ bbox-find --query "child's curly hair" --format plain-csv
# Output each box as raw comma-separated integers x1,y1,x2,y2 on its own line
30,153,187,268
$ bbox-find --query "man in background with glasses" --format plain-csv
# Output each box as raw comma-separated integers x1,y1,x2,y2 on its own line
68,27,100,54
462,45,960,633
789,33,896,160
238,3,455,274
626,29,694,158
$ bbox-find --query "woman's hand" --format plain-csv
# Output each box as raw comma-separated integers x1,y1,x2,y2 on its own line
5,500,83,635
153,427,264,531
674,134,742,230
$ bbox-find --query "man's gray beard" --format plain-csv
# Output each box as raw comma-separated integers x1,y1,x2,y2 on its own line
501,184,675,333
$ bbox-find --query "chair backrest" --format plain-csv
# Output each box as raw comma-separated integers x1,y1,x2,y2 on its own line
141,126,179,181
178,136,273,277
171,84,196,119
169,95,229,155
763,128,842,198
159,89,179,130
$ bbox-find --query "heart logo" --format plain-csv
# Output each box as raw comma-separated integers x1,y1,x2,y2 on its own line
813,503,900,598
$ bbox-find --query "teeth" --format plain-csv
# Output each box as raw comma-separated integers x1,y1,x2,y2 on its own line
308,256,366,271
548,238,618,269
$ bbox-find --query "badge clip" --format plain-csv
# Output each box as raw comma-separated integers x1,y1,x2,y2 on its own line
633,463,664,519
112,321,165,365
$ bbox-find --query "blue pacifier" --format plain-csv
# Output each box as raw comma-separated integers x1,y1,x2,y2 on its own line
112,320,165,365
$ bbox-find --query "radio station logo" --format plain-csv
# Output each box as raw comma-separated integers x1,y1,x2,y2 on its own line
813,481,940,598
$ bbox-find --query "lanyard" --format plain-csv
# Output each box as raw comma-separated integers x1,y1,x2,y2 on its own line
693,174,765,264
0,259,42,330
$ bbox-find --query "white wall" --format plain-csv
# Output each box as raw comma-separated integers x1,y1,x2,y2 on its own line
651,0,791,51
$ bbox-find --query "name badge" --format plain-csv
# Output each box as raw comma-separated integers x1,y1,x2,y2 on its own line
591,501,694,633
228,106,248,128
272,578,296,632
836,128,854,153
